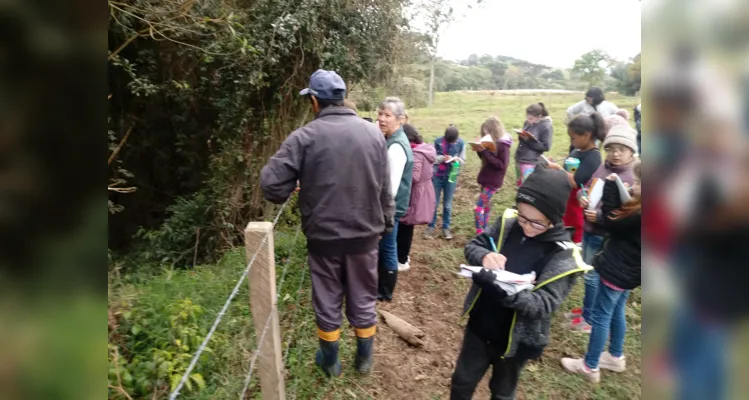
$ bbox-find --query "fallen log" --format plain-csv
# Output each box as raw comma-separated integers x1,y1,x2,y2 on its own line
379,310,425,347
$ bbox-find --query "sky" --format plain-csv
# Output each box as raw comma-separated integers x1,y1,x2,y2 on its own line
430,0,641,68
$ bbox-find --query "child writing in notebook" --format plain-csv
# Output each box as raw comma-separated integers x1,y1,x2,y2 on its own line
548,112,605,244
425,125,466,241
473,117,512,235
451,165,590,400
566,125,639,332
561,160,642,382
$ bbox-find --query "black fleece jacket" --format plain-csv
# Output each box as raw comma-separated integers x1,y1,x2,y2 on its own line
593,179,641,289
464,212,578,359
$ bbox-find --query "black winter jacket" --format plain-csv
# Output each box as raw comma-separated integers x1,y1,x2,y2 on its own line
593,179,641,289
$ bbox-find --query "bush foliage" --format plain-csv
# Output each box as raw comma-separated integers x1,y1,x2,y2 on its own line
108,0,412,265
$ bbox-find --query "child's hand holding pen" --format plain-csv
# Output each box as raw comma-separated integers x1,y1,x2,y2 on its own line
481,237,506,270
578,184,590,208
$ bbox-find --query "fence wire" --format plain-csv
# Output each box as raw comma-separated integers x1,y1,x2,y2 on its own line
168,197,293,400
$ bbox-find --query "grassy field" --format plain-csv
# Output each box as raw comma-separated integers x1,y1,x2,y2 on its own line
109,91,642,399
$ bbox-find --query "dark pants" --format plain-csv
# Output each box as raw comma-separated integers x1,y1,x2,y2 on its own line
396,223,414,264
451,328,527,400
308,248,378,332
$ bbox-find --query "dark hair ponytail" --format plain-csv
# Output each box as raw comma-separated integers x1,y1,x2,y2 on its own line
525,102,549,117
589,112,605,142
403,123,423,144
568,112,606,144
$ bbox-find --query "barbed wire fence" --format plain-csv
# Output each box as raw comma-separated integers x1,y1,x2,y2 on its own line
168,195,307,400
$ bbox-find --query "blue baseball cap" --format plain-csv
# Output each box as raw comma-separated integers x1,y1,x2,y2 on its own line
299,69,346,100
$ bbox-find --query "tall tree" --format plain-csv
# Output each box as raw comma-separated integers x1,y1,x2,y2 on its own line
416,0,483,106
572,49,612,87
417,0,454,107
608,53,641,95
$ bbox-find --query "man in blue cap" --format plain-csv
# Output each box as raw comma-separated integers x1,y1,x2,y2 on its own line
261,69,394,377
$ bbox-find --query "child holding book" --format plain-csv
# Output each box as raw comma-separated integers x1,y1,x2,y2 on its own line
473,117,512,235
566,125,639,332
547,113,605,244
451,165,590,400
561,161,641,382
425,125,466,241
514,103,553,186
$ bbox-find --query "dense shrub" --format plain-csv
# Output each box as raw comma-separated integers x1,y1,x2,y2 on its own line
108,0,412,265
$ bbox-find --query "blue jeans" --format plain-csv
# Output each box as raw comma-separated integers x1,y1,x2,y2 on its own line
671,307,727,400
584,278,630,370
581,232,604,323
379,220,399,272
430,175,457,229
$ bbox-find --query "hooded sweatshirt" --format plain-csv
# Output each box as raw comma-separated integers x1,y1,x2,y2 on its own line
515,116,553,165
463,209,591,359
400,143,437,226
476,134,512,190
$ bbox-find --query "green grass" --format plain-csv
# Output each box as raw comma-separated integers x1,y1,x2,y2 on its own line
110,91,642,399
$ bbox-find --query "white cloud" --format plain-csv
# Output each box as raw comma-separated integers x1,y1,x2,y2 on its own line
434,0,641,68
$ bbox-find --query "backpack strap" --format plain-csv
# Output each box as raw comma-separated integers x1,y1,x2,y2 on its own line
555,241,594,272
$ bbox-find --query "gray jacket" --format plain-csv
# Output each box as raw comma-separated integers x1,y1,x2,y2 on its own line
515,116,553,165
260,106,395,255
463,209,591,358
565,100,620,124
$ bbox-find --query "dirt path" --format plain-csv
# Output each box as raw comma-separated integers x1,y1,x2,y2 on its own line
363,178,497,399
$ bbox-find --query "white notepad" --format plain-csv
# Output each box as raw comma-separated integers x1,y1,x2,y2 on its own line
458,265,536,295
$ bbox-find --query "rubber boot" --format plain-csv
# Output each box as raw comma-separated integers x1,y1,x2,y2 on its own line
382,270,398,301
377,262,389,301
315,339,342,377
354,335,375,374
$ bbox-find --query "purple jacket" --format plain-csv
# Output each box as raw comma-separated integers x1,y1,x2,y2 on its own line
476,136,512,190
580,161,636,236
401,143,437,225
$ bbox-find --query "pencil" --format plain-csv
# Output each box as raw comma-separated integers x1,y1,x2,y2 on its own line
489,237,498,253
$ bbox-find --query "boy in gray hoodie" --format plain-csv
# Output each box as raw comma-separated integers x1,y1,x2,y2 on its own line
451,164,590,400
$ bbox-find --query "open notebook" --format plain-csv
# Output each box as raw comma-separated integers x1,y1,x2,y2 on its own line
468,134,496,153
458,265,536,296
588,176,632,210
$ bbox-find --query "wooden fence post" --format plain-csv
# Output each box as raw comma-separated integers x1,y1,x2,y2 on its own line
245,222,286,400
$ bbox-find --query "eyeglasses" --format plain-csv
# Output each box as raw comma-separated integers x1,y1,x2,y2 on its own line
517,213,551,231
604,145,632,155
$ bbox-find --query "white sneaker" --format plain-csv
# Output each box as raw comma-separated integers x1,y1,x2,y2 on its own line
398,262,410,272
561,357,600,383
599,351,626,372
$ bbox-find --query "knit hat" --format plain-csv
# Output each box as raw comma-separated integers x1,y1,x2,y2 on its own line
615,109,630,120
603,114,629,135
603,124,638,153
516,164,571,224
